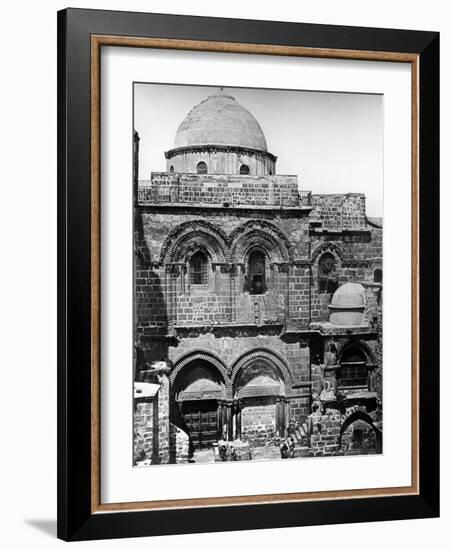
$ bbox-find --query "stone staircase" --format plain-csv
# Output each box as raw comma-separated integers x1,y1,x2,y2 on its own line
290,421,310,446
278,420,311,459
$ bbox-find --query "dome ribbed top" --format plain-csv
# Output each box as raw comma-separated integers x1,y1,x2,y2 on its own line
174,91,268,151
330,283,365,309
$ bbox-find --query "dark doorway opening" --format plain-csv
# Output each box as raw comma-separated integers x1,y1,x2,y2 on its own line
182,400,218,450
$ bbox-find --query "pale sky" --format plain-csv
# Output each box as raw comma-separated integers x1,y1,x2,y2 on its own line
134,83,383,217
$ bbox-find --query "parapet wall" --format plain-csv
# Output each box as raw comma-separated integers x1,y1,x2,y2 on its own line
310,193,366,229
139,173,302,207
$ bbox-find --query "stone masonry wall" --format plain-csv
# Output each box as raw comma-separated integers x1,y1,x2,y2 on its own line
135,364,191,465
374,304,383,402
169,423,190,463
241,398,277,445
156,374,170,463
168,331,310,389
288,395,310,426
140,173,301,207
136,210,311,337
135,208,381,334
134,398,157,464
308,410,342,456
165,149,276,177
308,224,382,323
310,193,366,229
139,368,171,464
139,211,311,271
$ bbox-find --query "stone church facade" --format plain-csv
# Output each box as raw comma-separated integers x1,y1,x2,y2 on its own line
133,91,383,465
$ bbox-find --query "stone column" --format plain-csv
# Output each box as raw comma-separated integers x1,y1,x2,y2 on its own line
214,264,220,295
156,368,170,464
368,365,376,392
226,402,233,441
279,263,290,325
180,264,186,294
218,400,229,440
230,265,237,323
283,398,290,437
239,264,245,293
168,264,180,327
186,261,191,296
272,263,280,317
217,400,223,435
236,400,242,439
276,396,286,438
164,266,172,332
275,397,281,437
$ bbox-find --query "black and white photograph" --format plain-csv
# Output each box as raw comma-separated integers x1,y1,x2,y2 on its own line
133,83,384,466
0,0,444,545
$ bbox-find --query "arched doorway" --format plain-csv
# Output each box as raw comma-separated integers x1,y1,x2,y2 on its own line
340,412,382,454
172,358,226,450
233,357,286,445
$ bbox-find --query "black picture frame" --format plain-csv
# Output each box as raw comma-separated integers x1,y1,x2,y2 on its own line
57,7,439,542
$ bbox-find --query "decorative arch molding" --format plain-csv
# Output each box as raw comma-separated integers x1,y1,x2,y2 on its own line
169,232,225,265
183,244,211,263
159,220,229,264
311,241,344,264
229,220,292,263
339,409,382,450
340,409,376,432
170,349,230,386
338,340,377,366
237,230,286,264
230,348,293,389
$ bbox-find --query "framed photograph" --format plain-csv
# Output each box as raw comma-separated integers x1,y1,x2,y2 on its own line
57,8,440,541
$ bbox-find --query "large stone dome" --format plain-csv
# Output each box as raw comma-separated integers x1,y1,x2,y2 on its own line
174,91,268,152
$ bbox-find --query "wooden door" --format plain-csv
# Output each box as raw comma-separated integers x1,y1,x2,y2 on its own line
183,400,218,449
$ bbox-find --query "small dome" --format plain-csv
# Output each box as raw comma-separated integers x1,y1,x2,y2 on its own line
330,283,365,309
174,91,268,151
328,283,366,327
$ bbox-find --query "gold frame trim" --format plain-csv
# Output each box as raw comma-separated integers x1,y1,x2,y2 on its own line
90,35,420,514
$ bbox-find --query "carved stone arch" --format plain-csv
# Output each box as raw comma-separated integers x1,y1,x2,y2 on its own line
338,340,377,366
239,234,280,265
340,410,376,434
230,348,293,391
339,410,382,452
170,350,231,388
229,220,291,264
183,243,211,263
311,241,344,264
159,220,230,264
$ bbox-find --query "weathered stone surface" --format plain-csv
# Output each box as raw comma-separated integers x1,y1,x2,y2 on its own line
132,91,383,464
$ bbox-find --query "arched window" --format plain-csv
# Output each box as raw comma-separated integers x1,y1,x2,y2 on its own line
189,251,208,285
318,252,338,294
240,164,250,175
248,250,266,294
374,268,382,283
169,165,175,173
196,161,207,174
338,347,368,388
